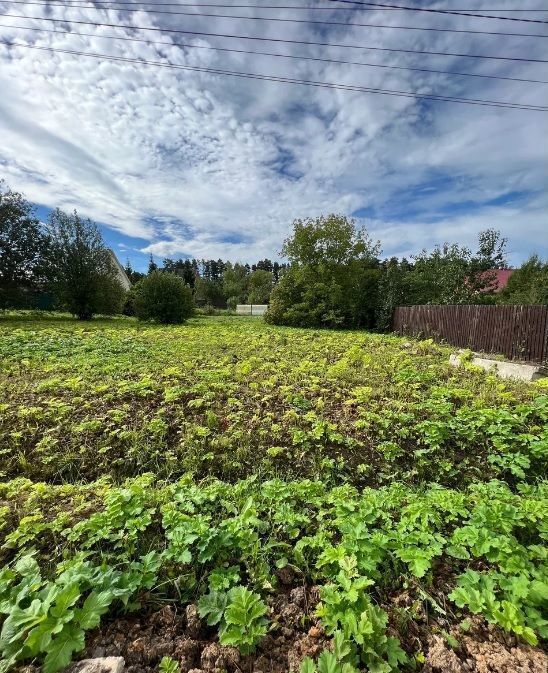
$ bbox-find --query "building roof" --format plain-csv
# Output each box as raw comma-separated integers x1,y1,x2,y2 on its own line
108,249,132,291
490,268,514,292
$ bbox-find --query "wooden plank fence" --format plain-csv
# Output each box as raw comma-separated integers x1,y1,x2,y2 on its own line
392,305,548,364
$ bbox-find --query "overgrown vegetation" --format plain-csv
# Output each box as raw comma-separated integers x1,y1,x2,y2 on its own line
0,314,546,671
133,271,194,324
0,182,125,319
266,215,530,330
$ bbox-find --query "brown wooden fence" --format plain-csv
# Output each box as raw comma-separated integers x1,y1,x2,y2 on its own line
392,305,548,364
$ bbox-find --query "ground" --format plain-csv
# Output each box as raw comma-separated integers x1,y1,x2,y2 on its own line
0,314,546,672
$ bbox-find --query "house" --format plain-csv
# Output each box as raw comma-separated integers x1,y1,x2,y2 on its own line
107,249,132,291
482,268,514,293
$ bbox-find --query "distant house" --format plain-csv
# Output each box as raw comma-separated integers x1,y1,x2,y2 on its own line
107,249,132,291
481,269,514,293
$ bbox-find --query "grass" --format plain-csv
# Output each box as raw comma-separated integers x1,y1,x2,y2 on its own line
0,313,546,672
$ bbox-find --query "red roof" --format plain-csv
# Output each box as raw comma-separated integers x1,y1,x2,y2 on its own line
480,268,514,293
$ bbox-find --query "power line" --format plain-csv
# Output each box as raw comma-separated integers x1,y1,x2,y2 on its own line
5,0,546,10
3,40,546,110
3,13,547,61
325,0,548,24
2,0,547,38
5,22,547,84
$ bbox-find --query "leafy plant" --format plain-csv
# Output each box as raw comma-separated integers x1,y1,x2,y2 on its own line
198,586,268,654
316,557,406,673
158,656,180,673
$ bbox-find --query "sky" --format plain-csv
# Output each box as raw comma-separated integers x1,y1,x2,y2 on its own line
0,0,547,272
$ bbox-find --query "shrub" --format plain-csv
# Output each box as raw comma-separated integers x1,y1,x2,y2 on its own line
265,264,379,330
133,272,194,324
122,287,136,316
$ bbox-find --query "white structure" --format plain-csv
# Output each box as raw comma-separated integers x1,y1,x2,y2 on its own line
107,249,132,290
236,304,268,316
449,351,546,382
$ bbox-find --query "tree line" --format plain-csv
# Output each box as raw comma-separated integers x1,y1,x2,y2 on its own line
265,214,548,329
1,181,546,326
127,256,288,309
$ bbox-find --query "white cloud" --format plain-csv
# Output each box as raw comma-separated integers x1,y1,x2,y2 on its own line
0,0,546,265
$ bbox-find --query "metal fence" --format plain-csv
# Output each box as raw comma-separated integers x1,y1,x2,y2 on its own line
235,304,268,316
393,304,548,364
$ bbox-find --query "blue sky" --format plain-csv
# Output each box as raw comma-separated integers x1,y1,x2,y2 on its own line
1,1,547,272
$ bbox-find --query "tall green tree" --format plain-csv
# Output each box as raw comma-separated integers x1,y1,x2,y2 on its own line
134,271,194,323
0,181,49,306
194,276,226,307
282,214,380,266
267,214,381,329
247,269,273,304
124,260,145,285
223,262,248,309
147,254,158,274
46,209,125,320
475,228,508,270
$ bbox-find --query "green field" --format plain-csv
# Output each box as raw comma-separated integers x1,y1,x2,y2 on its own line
0,315,546,673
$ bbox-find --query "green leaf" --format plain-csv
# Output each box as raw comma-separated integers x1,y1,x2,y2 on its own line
197,590,227,626
0,599,45,649
449,587,485,614
24,616,64,655
317,650,339,673
42,624,85,673
333,630,353,661
300,657,317,673
76,591,114,630
50,583,81,619
528,580,548,606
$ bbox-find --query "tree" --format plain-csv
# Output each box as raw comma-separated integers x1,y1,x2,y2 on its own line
148,254,158,274
194,276,226,308
408,230,506,305
500,256,548,305
282,214,380,266
375,258,413,330
265,266,346,328
0,181,49,307
134,271,194,323
267,214,381,329
223,263,249,308
410,243,475,305
45,209,125,320
124,260,145,285
247,269,273,304
475,229,508,270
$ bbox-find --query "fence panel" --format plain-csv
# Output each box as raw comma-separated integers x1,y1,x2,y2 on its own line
392,305,548,363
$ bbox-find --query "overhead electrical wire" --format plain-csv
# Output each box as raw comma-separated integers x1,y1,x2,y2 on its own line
4,22,546,83
325,0,548,24
3,39,547,111
2,0,547,37
3,12,547,61
3,1,545,11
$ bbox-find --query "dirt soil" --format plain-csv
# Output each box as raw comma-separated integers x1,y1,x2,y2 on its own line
74,589,548,673
81,586,329,673
9,582,541,673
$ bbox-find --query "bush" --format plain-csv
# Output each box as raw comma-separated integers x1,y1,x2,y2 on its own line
265,264,379,330
93,275,127,316
123,287,136,316
134,271,194,324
